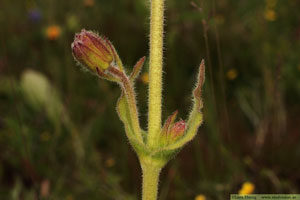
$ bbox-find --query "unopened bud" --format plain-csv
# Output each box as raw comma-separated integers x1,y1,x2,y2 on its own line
160,112,186,145
169,120,186,140
71,29,114,73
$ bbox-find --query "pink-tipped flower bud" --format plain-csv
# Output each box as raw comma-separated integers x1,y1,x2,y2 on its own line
169,120,186,140
160,112,186,145
71,29,114,73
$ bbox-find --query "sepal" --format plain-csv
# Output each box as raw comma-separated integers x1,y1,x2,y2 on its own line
96,67,120,82
105,38,125,72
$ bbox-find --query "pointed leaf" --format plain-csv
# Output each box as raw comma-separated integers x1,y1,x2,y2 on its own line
193,59,205,111
160,60,205,151
129,56,146,82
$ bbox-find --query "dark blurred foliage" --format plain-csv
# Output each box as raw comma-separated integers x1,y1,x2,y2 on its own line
1,0,300,199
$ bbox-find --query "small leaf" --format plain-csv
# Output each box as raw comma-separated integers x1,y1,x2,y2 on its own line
129,56,146,82
193,59,205,111
116,91,135,141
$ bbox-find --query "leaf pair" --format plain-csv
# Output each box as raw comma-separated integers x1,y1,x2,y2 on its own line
150,60,205,160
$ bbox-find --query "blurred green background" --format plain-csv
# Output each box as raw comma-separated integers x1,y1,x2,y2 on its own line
1,0,300,199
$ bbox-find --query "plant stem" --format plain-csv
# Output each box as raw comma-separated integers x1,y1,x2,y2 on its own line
148,0,165,148
142,162,161,200
108,67,143,143
142,1,165,199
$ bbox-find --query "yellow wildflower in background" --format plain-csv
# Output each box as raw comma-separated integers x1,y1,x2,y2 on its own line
140,72,149,84
226,69,238,80
238,182,255,194
264,9,277,21
195,194,206,200
264,0,277,21
46,25,61,40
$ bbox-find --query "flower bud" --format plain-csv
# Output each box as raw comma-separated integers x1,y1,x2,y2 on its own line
169,120,186,140
71,29,114,73
160,111,186,145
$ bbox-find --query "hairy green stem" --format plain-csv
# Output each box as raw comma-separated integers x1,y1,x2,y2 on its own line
142,162,161,200
148,0,165,148
108,67,143,143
